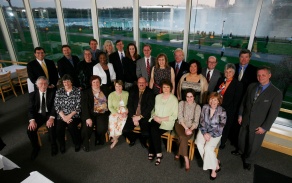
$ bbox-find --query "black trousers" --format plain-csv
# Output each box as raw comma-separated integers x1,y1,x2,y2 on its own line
56,118,81,147
148,120,166,154
27,113,57,149
123,117,150,143
81,112,109,147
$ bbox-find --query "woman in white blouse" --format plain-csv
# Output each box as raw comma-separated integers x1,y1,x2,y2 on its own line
93,52,116,90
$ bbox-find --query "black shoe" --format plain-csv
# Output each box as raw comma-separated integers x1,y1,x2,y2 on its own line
94,139,99,146
129,141,135,147
244,163,251,170
75,145,81,152
31,147,40,160
155,155,163,166
82,145,89,152
60,145,66,154
231,150,242,156
51,148,58,156
219,144,226,149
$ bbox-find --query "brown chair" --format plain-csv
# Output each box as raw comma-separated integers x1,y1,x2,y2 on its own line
12,68,28,94
0,71,17,102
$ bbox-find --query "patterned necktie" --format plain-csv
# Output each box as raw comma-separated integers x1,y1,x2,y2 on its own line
136,91,143,115
238,67,244,81
175,64,179,75
120,52,124,63
207,70,211,83
254,86,263,101
41,61,49,79
41,93,46,116
146,59,150,78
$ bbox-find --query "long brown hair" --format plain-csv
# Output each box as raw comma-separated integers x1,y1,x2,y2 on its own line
155,53,169,68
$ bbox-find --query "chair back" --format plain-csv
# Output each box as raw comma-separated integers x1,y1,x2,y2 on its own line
0,71,11,83
16,68,28,78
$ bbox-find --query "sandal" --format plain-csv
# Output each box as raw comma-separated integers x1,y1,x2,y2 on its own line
148,153,155,161
155,155,163,166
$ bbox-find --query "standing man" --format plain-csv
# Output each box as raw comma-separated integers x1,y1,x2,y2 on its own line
123,77,155,147
202,56,222,94
169,48,189,95
57,45,80,87
109,40,125,81
237,66,282,170
231,49,258,155
27,47,59,90
27,76,57,160
89,39,102,61
136,44,156,82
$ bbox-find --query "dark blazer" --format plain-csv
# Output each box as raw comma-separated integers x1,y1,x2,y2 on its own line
91,49,102,62
123,55,141,83
57,55,80,87
109,51,124,81
169,61,189,93
215,78,243,117
28,88,56,120
127,86,155,120
235,63,257,93
202,68,222,94
239,82,282,131
27,59,59,86
81,85,110,122
136,56,156,82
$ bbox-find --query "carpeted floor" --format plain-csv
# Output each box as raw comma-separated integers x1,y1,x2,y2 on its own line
1,93,292,183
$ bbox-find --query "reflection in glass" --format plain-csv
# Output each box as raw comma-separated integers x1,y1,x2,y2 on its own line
0,1,34,62
0,28,11,62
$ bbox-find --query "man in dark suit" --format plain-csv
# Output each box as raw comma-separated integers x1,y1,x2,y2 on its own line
57,45,80,87
123,77,155,147
231,49,258,155
27,47,59,90
202,56,222,93
169,48,189,95
136,44,156,82
27,76,57,160
109,40,125,81
237,66,282,170
89,39,102,61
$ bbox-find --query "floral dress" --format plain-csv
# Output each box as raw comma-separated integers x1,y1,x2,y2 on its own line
153,67,171,95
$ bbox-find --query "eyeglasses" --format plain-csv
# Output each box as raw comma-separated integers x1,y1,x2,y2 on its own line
186,96,194,98
208,61,217,64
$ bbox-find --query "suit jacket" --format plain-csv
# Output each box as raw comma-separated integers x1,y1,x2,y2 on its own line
169,61,189,92
28,88,56,120
109,51,124,81
239,82,282,131
136,56,156,82
91,49,102,61
235,63,257,93
57,55,80,87
81,86,110,122
127,86,155,121
215,78,243,118
27,59,59,86
202,68,222,93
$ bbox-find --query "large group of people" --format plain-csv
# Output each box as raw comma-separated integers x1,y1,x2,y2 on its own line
26,41,282,180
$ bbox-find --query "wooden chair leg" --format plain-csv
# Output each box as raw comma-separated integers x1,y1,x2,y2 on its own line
20,84,24,94
105,132,109,143
37,132,42,146
10,83,17,97
0,88,5,102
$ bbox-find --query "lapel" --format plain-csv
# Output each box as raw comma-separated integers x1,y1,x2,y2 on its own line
151,57,155,67
250,84,258,103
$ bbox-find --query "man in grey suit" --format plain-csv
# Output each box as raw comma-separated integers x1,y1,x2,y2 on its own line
202,56,222,93
136,44,155,82
237,66,282,170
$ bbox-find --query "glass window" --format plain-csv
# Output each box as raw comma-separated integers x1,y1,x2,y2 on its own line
62,0,93,59
30,0,62,62
97,0,133,53
139,1,186,61
0,27,11,62
0,1,34,62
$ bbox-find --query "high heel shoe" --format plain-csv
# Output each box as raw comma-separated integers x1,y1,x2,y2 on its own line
185,157,190,172
210,171,217,180
155,154,163,166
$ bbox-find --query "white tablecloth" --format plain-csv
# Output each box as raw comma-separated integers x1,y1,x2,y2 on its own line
0,65,26,79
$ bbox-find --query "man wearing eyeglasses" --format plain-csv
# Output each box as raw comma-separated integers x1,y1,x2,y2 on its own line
202,56,222,94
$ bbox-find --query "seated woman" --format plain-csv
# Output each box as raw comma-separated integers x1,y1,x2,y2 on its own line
122,43,141,90
214,63,243,149
148,79,178,166
54,74,81,153
93,52,116,90
174,89,201,171
195,92,226,180
149,53,175,95
108,80,129,149
81,75,110,152
177,59,208,105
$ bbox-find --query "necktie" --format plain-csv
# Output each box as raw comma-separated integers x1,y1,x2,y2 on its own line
207,70,211,83
175,64,179,75
146,59,150,78
238,67,244,81
136,91,143,115
120,52,124,61
41,93,46,116
254,86,263,101
41,61,49,79
68,58,74,67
